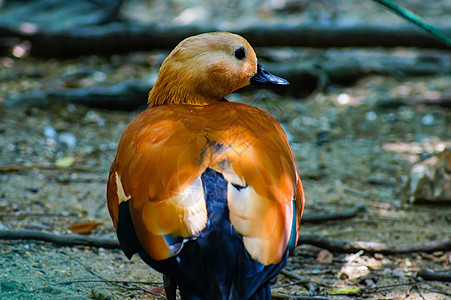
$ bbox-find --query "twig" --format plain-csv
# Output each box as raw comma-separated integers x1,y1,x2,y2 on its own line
376,93,451,109
56,252,160,293
298,233,451,254
420,288,451,297
361,281,420,296
279,270,330,289
1,229,449,255
302,204,367,224
1,21,450,58
417,268,451,282
0,164,96,173
50,279,159,294
61,252,108,282
52,279,158,286
272,293,332,300
0,229,119,248
0,212,78,218
416,283,426,300
281,270,305,282
6,50,451,109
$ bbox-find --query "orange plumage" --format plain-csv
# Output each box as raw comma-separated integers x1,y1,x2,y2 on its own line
107,32,305,299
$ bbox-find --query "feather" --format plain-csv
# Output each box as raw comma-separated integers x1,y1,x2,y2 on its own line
106,32,305,299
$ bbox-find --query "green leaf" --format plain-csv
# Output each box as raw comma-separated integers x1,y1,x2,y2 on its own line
55,156,76,168
326,286,361,295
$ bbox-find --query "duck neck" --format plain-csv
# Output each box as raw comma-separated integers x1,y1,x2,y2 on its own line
147,66,228,107
147,83,220,107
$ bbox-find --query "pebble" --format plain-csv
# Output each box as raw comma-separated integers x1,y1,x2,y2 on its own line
84,110,106,127
43,126,57,139
421,113,436,126
58,133,77,149
365,111,377,121
0,220,9,230
337,93,351,105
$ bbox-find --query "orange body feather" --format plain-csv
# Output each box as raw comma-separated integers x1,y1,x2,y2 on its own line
106,32,305,299
107,102,304,264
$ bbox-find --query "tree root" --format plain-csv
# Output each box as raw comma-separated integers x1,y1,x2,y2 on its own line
417,268,451,282
0,229,119,249
302,204,367,224
298,234,451,254
1,229,449,255
0,163,96,173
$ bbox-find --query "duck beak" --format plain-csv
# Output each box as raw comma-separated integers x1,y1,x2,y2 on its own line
250,61,289,86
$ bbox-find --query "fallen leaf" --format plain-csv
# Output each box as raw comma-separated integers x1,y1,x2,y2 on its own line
339,263,370,280
70,221,103,234
55,156,76,168
147,285,164,295
326,286,361,295
316,249,334,263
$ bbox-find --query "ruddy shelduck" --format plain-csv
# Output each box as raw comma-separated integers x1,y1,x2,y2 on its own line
107,32,305,300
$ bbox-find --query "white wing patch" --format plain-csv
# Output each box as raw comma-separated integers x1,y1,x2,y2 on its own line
226,175,293,265
115,172,131,204
169,176,208,236
222,172,247,188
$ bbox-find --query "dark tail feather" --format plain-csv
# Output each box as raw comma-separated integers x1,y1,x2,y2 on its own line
117,200,140,259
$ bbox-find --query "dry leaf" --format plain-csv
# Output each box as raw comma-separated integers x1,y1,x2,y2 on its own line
147,285,165,295
338,263,370,280
316,249,334,263
70,221,103,234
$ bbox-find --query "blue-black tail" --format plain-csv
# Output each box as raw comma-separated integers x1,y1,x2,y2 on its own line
133,168,287,299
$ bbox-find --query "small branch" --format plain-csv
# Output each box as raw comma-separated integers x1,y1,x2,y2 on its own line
298,234,451,254
280,270,305,282
417,269,451,282
57,251,160,294
361,281,421,296
5,49,450,109
0,229,119,249
1,229,449,255
273,270,331,289
5,82,148,111
52,279,158,286
272,294,332,300
0,164,96,173
1,0,450,58
1,22,450,58
376,93,451,109
0,212,77,217
302,204,367,224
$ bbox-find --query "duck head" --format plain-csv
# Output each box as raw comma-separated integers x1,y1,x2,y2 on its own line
148,32,288,107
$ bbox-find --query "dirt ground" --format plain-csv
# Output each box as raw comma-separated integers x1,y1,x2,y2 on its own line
0,47,450,299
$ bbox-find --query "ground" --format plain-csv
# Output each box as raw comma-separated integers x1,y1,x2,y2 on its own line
0,49,450,299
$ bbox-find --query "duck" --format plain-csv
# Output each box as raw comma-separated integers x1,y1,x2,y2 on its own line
106,32,305,300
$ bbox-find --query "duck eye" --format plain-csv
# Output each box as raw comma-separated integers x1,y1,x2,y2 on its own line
234,47,246,60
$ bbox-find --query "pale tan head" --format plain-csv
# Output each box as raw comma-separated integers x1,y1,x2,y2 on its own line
148,32,288,107
148,32,257,106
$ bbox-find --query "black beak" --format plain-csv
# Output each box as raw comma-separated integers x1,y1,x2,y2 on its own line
250,61,289,86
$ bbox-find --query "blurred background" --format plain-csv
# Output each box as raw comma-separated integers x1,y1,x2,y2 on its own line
0,0,450,299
